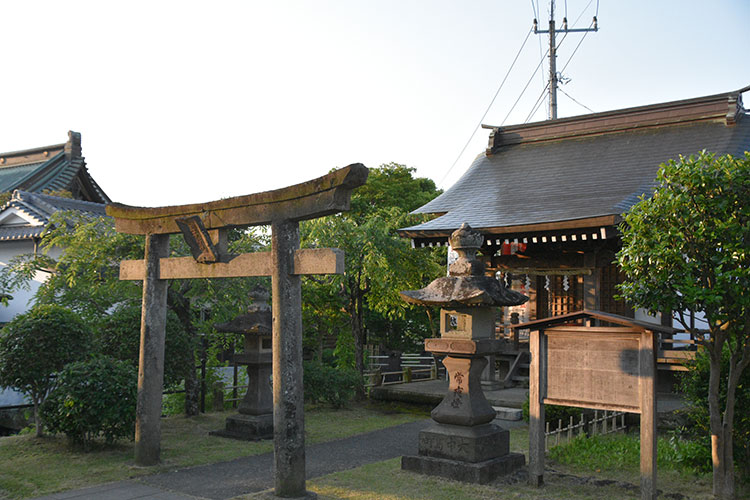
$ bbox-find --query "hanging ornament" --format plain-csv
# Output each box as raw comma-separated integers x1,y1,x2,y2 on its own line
544,275,550,292
525,274,531,289
504,273,510,288
563,275,570,292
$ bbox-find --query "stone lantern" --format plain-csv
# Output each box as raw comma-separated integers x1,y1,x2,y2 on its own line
400,223,528,483
211,285,273,440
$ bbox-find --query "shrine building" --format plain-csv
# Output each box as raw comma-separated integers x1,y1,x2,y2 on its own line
400,87,750,332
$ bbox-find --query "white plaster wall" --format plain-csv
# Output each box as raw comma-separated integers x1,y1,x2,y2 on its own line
0,241,61,324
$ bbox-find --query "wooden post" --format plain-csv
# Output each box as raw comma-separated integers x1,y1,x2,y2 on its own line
529,328,546,486
134,234,169,466
271,219,308,497
640,329,657,500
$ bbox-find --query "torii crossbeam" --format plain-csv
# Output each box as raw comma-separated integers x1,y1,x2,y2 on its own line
106,164,368,498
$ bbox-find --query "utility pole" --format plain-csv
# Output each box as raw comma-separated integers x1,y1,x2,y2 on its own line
533,0,598,119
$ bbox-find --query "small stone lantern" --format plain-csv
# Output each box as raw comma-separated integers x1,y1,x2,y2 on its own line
211,285,273,440
400,223,528,483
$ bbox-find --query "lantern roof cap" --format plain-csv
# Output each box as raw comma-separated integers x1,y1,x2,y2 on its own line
213,285,272,335
400,223,528,308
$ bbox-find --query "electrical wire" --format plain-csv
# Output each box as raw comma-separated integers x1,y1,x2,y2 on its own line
438,27,534,186
525,1,598,122
500,42,551,126
560,19,594,75
573,0,595,26
524,82,551,123
531,0,547,116
558,87,595,113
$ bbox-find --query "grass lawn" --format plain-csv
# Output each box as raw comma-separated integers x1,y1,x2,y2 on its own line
0,401,427,499
305,430,719,500
0,401,733,500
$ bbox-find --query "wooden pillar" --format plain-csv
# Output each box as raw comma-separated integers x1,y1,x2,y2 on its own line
528,328,546,487
583,253,600,312
134,233,170,466
640,329,657,500
271,219,308,497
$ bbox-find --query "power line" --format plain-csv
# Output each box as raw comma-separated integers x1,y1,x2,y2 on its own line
560,19,594,75
558,87,595,113
438,28,534,186
525,82,551,123
500,41,552,126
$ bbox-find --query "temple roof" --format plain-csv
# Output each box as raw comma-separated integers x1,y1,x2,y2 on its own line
401,87,750,240
0,131,109,204
0,190,107,241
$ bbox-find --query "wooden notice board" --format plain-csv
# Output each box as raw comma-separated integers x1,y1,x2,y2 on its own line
521,311,664,500
544,327,642,413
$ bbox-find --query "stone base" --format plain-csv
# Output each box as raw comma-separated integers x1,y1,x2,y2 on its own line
493,406,522,421
418,422,509,463
401,452,525,484
210,413,273,441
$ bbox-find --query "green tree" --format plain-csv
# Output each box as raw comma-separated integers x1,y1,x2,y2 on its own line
617,151,750,499
302,163,443,378
0,304,92,436
0,211,267,416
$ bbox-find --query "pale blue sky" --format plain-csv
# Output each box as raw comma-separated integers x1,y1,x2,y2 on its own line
1,1,748,206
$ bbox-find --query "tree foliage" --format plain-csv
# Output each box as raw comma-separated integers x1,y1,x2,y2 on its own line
97,304,195,389
302,163,443,377
0,304,92,436
617,151,750,498
0,210,268,416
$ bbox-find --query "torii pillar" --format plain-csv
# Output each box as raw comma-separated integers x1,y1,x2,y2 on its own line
107,164,368,498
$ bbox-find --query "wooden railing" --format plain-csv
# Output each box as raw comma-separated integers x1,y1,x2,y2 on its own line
545,410,626,451
364,353,441,388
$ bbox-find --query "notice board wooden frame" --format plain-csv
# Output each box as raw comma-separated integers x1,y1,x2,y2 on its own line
517,310,675,500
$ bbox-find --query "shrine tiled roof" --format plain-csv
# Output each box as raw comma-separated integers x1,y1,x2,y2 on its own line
0,190,107,241
401,88,750,239
0,131,109,204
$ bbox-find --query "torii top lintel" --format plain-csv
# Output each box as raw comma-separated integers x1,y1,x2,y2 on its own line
105,163,369,235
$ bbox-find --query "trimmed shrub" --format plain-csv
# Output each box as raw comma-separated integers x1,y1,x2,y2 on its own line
303,361,361,408
0,304,92,436
42,355,137,448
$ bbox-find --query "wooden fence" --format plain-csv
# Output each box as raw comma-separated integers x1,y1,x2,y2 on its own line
545,409,626,451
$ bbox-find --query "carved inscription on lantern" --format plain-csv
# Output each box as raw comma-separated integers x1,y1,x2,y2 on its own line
425,338,478,354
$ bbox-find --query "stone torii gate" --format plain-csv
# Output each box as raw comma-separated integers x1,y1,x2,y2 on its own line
106,164,368,498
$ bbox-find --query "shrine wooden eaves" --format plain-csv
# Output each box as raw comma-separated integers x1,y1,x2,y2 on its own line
105,163,368,280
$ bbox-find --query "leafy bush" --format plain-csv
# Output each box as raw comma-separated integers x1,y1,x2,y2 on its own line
549,432,711,475
667,433,712,473
96,303,195,389
42,356,137,448
0,304,92,436
303,361,361,408
678,346,750,480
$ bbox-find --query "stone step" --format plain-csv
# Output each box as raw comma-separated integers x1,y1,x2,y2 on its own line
512,375,529,382
493,406,522,421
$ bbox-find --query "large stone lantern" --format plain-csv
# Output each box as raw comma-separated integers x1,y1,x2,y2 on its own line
211,285,273,440
400,223,528,483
